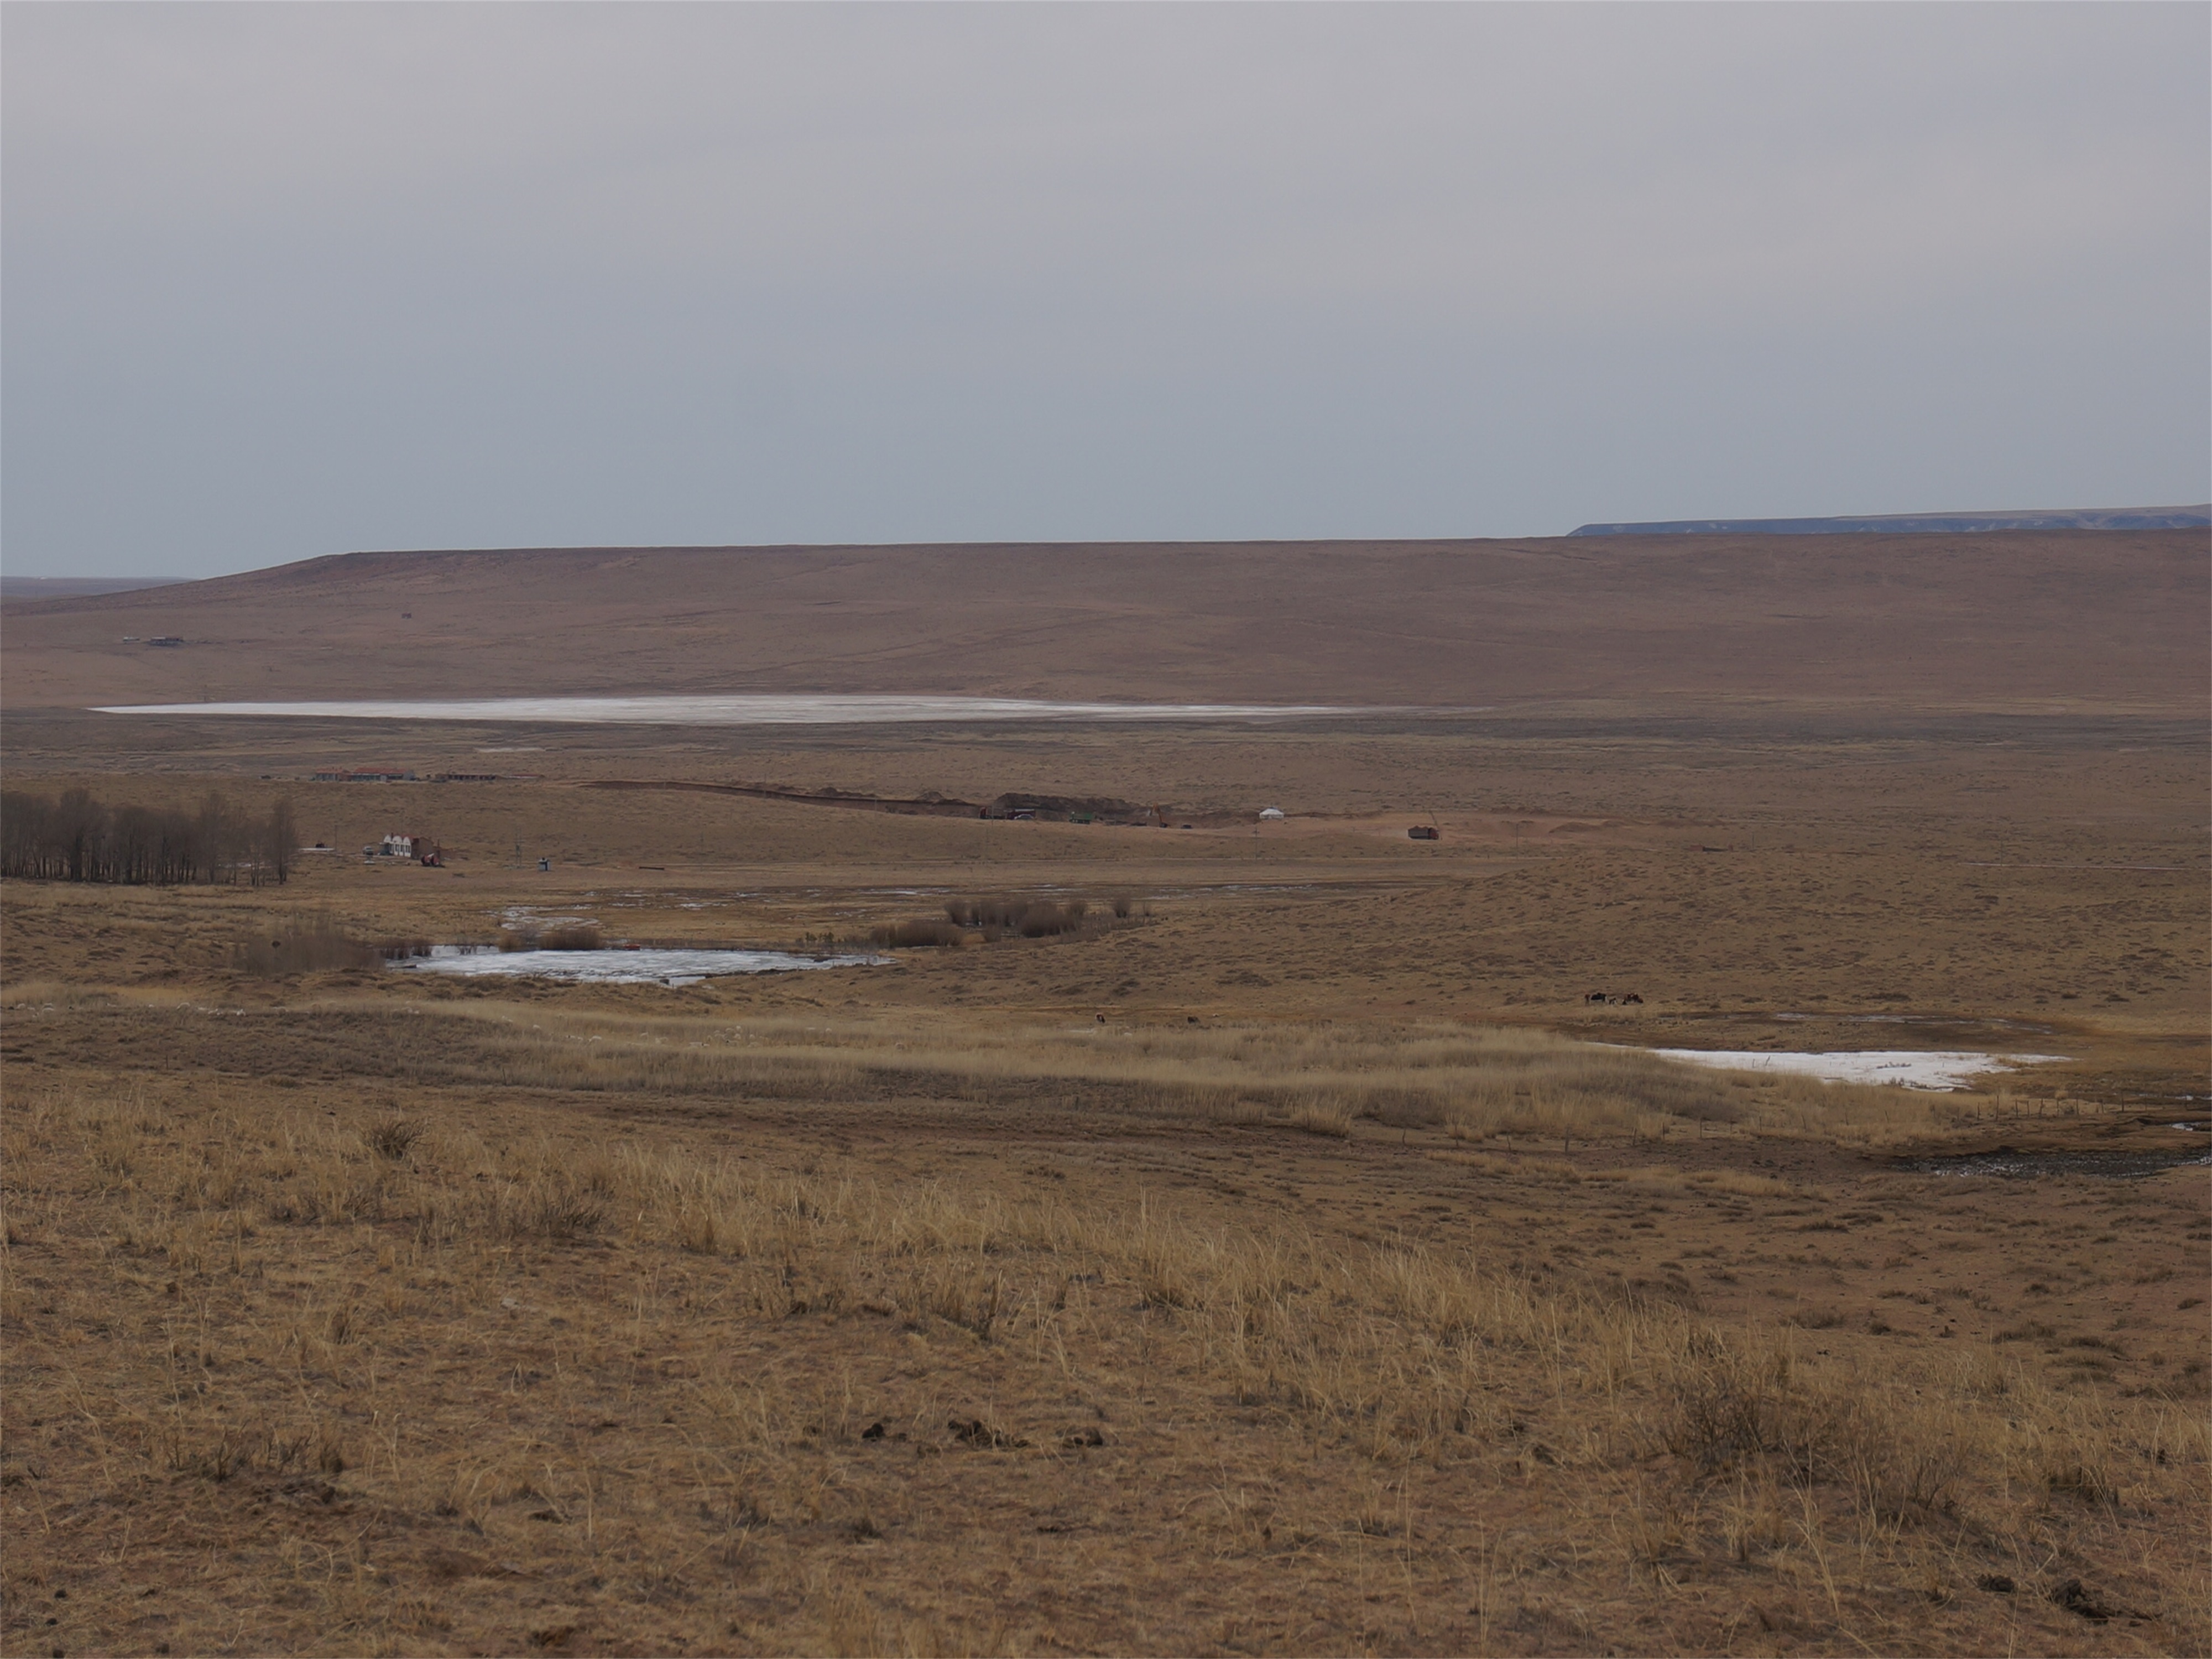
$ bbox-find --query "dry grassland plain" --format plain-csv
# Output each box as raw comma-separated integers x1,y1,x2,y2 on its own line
2,535,2208,1658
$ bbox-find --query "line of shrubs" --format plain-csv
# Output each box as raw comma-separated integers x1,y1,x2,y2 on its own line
498,924,603,952
232,915,432,976
872,894,1137,949
3,787,297,886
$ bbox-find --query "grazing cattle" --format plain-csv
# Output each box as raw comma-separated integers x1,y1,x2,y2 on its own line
1587,990,1609,1004
1586,990,1645,1005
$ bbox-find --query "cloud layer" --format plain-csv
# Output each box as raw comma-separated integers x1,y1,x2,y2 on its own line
5,4,2206,575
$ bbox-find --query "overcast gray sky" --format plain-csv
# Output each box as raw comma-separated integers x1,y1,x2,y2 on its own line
4,3,2206,578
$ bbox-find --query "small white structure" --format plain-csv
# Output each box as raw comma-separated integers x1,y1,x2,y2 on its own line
1258,807,1285,821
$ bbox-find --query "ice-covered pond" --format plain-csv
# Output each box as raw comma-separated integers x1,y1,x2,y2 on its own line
393,944,885,986
1892,1145,2210,1180
1646,1048,2067,1092
94,695,1383,726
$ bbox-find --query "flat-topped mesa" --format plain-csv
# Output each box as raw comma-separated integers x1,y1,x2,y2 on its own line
1569,505,2212,536
11,532,2207,716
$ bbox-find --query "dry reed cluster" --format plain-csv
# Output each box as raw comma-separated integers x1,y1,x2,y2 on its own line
872,894,1129,948
498,922,603,953
230,914,433,977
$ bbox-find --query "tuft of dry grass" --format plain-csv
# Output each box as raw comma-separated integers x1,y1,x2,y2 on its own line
364,1117,425,1161
1284,1096,1354,1136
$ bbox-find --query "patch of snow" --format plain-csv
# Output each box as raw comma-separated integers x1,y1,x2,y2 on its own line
93,695,1392,726
394,946,885,985
1645,1048,2068,1092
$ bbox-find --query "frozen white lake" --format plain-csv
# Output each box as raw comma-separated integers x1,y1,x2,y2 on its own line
94,695,1381,726
393,945,884,985
1647,1048,2067,1092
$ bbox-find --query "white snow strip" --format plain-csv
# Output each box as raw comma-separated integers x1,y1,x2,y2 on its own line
393,946,884,984
1646,1048,2068,1092
93,695,1392,726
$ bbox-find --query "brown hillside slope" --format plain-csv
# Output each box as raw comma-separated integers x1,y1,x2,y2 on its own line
3,531,2204,713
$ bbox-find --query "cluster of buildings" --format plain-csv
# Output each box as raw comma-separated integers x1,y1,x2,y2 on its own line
312,765,417,782
368,833,442,866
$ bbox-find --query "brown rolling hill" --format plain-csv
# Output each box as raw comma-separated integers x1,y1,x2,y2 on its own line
3,532,2205,714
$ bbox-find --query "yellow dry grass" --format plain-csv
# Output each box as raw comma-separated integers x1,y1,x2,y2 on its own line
4,1065,2205,1656
289,1000,2034,1149
2,691,2205,1655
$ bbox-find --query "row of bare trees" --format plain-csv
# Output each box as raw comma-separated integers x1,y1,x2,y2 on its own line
1,788,296,886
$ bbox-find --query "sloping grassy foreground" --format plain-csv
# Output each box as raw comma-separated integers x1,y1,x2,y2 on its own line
3,1028,2203,1656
